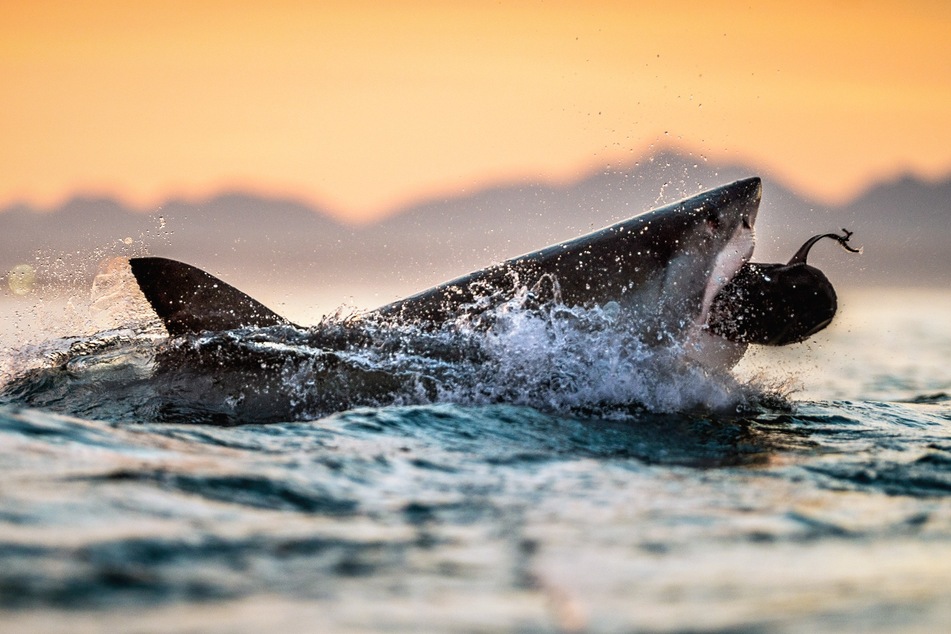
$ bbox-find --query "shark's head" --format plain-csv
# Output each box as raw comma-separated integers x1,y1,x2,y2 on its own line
676,177,761,321
631,178,760,355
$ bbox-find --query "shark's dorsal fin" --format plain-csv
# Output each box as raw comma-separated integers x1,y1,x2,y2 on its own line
129,257,291,336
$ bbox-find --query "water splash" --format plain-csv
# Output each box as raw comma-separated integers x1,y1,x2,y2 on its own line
1,283,769,424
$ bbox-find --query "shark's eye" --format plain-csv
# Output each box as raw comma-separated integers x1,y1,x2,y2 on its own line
706,213,720,231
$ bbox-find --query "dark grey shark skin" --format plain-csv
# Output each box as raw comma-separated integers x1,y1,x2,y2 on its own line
130,178,763,363
128,256,291,337
377,177,760,332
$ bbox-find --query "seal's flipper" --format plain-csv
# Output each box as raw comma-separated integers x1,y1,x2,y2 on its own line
129,257,291,336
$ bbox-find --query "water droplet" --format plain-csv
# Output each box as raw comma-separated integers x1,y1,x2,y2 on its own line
7,264,36,296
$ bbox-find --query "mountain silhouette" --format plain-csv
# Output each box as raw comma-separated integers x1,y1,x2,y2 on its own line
2,150,948,312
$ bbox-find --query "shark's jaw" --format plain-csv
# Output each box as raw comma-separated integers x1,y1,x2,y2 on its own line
700,220,756,328
682,182,760,369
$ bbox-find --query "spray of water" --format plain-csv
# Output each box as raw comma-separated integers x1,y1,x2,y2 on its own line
2,272,772,423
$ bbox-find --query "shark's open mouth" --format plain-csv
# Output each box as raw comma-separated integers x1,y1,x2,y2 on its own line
699,220,756,331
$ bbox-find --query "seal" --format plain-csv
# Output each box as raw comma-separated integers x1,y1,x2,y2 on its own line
708,230,860,345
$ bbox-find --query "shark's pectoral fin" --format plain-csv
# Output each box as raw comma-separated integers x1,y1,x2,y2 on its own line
129,257,292,336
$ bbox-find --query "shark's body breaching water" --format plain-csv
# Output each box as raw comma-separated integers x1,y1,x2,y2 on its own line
129,177,855,366
3,178,859,423
133,179,763,364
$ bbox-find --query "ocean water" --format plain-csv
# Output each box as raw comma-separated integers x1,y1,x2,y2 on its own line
1,283,950,633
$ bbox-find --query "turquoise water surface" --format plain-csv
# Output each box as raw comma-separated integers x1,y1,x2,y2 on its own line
1,287,949,633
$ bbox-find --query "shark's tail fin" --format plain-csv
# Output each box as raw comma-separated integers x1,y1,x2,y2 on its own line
129,257,292,336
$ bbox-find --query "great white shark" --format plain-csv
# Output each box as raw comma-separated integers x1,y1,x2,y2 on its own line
129,177,858,372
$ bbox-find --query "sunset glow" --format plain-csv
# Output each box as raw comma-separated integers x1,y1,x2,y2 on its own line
2,1,950,222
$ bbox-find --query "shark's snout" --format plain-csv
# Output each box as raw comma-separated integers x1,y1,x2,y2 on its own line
728,176,761,231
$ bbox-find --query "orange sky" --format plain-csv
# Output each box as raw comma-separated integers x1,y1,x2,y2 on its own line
2,1,950,222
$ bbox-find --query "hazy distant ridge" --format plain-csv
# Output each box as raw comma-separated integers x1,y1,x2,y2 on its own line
2,151,949,295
